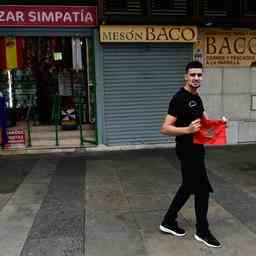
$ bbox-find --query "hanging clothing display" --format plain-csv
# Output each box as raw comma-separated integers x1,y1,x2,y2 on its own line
72,37,83,71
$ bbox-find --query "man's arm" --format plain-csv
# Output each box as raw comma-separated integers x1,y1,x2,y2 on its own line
160,114,201,136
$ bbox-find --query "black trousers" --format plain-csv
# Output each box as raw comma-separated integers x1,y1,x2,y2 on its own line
163,143,213,234
163,185,209,233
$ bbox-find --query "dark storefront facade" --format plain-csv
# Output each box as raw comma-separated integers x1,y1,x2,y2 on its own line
0,2,98,149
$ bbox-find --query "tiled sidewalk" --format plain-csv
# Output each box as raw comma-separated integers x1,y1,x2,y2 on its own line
1,145,256,255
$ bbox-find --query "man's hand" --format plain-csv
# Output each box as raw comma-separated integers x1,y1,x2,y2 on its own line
222,116,228,128
188,119,201,134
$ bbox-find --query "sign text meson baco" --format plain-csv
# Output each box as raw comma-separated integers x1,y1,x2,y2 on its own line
0,5,97,27
100,26,197,43
203,29,256,67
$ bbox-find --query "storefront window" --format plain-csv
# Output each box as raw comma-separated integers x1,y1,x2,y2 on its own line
0,36,94,127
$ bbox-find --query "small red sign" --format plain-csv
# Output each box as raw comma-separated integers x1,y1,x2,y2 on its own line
5,128,26,149
0,5,97,27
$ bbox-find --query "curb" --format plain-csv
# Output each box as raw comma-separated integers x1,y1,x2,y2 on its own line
0,143,174,155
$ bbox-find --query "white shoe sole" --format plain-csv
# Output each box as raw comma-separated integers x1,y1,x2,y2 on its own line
159,225,186,237
194,234,221,248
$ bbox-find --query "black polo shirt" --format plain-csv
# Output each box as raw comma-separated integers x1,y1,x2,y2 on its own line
168,87,204,144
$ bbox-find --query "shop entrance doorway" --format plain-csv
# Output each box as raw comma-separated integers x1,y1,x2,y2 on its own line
0,36,96,148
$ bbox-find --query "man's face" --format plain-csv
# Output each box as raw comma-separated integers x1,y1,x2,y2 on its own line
185,68,203,89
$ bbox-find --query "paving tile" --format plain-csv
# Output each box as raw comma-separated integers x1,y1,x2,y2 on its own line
86,159,122,191
23,159,57,185
133,210,169,232
28,209,83,239
0,193,12,210
142,231,211,256
86,210,146,256
127,193,170,211
86,209,138,234
86,188,130,211
52,157,86,185
181,199,231,228
0,204,41,256
117,168,180,183
86,174,123,192
137,211,212,256
0,158,37,193
207,217,256,256
7,184,49,206
0,233,26,256
208,171,256,234
25,155,85,240
121,180,162,195
0,204,41,229
86,236,146,256
133,209,187,232
20,237,83,256
86,159,116,171
181,198,256,255
45,183,84,210
134,156,174,169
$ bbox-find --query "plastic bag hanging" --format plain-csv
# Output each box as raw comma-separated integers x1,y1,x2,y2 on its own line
72,37,83,72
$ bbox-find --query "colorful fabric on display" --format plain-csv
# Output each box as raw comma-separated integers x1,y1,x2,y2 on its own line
193,116,227,145
0,37,24,69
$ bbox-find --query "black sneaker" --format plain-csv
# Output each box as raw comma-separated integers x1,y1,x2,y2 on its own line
159,222,186,237
194,231,221,248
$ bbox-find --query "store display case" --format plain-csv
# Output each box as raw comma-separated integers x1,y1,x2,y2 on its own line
0,68,38,126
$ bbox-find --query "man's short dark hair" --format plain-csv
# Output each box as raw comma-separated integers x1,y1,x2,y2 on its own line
185,61,203,73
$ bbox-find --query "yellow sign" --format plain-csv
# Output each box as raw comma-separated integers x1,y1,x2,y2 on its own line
203,29,256,67
100,25,197,43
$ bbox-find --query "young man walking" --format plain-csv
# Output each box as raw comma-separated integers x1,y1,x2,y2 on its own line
159,61,221,248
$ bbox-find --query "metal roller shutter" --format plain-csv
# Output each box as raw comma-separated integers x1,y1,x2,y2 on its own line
103,43,193,145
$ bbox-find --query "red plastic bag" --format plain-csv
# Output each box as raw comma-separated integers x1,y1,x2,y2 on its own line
193,117,227,145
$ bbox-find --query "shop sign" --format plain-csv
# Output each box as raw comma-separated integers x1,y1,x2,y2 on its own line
4,128,26,149
0,5,97,27
202,29,256,67
100,25,197,43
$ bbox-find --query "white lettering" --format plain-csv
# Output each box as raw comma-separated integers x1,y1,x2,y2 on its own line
37,11,41,22
41,11,54,22
84,12,93,23
16,11,24,22
63,12,72,22
6,11,16,22
72,12,80,22
0,11,5,21
55,11,63,22
28,11,36,22
81,9,84,22
9,9,95,24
